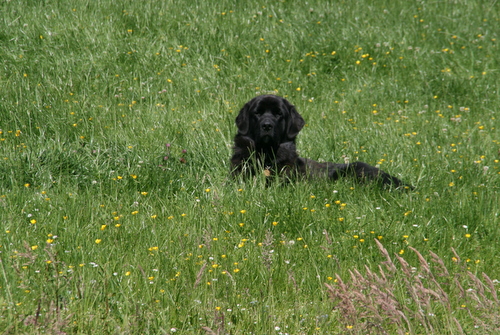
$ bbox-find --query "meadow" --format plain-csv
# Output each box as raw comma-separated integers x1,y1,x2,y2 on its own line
0,0,499,333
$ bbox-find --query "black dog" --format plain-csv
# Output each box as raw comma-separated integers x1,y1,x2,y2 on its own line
230,95,411,189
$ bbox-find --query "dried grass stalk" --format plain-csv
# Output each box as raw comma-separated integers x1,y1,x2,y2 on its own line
326,243,500,334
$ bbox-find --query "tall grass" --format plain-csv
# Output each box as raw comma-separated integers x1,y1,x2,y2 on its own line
326,240,500,334
1,0,499,333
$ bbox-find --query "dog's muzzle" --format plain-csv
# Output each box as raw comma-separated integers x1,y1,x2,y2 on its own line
260,121,274,142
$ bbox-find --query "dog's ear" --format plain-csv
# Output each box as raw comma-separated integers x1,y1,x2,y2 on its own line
235,102,251,135
283,100,305,140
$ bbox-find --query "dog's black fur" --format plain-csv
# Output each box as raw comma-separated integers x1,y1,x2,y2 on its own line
231,95,412,189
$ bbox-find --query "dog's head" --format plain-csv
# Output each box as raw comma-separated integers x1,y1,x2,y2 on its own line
235,95,305,147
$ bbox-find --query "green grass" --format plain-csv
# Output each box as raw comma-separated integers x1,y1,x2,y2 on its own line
1,0,499,333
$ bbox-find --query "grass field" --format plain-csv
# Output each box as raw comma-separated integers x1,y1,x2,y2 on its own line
1,0,499,334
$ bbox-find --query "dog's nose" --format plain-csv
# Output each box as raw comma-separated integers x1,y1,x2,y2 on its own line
261,122,273,132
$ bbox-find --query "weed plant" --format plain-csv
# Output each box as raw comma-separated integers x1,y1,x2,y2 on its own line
0,0,499,334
